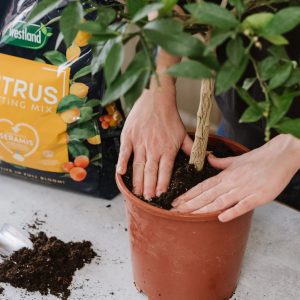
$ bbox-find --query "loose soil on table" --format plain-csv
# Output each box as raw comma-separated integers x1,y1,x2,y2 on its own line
0,232,97,300
123,140,236,210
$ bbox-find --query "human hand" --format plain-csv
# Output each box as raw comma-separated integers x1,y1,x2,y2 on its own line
172,134,300,222
117,77,193,199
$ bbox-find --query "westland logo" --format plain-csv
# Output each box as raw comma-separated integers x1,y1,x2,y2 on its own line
1,22,53,50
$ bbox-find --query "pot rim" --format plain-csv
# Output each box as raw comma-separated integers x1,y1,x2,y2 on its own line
116,134,249,222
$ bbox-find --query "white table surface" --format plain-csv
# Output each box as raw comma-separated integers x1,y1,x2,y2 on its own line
0,175,299,300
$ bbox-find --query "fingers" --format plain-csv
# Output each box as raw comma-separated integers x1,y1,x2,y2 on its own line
132,147,146,196
172,175,222,207
181,134,193,156
117,140,133,175
143,156,159,200
191,188,240,214
172,180,224,213
218,194,256,222
208,154,236,170
156,154,175,197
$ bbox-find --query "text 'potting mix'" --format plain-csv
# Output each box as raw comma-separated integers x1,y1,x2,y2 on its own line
0,53,70,172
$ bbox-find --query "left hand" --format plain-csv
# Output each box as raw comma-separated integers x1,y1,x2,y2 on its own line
172,134,300,222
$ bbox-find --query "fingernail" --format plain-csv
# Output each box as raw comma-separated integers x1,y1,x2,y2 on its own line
208,153,216,159
144,194,151,201
156,189,165,197
117,166,124,174
218,214,227,222
172,199,181,207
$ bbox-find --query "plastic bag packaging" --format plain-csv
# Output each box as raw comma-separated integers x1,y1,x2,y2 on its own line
0,0,124,199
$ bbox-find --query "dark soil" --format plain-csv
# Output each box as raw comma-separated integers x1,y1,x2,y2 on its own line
0,286,3,295
0,232,97,300
123,140,237,210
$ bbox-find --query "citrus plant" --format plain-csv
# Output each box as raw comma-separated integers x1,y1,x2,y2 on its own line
29,0,300,170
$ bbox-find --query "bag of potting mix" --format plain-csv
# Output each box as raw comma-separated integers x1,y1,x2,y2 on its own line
0,0,124,199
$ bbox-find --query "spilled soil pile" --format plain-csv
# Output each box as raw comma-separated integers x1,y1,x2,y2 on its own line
123,140,236,210
0,232,97,299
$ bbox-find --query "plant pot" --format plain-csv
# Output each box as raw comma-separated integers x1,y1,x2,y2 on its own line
116,135,253,300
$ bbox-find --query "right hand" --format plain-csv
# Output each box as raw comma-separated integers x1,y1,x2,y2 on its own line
116,79,193,199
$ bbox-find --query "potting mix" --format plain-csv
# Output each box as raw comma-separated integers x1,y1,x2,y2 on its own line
0,0,123,199
0,231,97,300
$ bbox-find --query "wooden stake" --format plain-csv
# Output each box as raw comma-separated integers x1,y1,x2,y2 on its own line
189,78,215,171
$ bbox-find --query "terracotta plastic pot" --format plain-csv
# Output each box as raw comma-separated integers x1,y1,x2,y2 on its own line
116,135,253,300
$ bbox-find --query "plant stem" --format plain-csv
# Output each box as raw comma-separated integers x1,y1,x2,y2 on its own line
249,56,271,141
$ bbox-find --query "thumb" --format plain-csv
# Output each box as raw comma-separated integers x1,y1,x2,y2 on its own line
208,154,235,170
181,134,193,156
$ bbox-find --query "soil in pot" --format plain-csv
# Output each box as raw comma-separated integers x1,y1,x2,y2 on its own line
0,232,97,300
123,139,236,209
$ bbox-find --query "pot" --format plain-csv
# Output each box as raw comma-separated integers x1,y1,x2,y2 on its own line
116,135,253,300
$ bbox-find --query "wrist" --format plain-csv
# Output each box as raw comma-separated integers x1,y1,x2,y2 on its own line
155,48,181,85
279,134,300,170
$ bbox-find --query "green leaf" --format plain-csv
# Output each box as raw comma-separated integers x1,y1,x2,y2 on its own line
199,52,220,71
285,69,300,87
104,43,124,85
229,0,246,15
226,37,245,66
167,60,213,79
68,141,89,158
73,65,92,82
91,152,102,163
240,106,263,123
35,57,46,63
160,0,179,14
132,3,164,23
126,0,146,16
144,18,183,33
263,35,288,46
40,23,47,35
89,33,118,43
43,50,66,66
59,1,83,47
241,13,274,32
91,39,116,75
268,63,293,90
57,95,84,113
78,21,106,35
204,31,232,55
236,87,262,109
258,57,279,81
144,29,204,59
97,7,116,26
268,92,299,127
68,121,98,141
275,117,300,138
85,99,101,108
76,107,94,125
216,56,249,95
268,46,289,60
124,71,151,108
102,51,150,105
185,2,239,29
28,0,64,24
242,78,256,91
262,7,300,36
